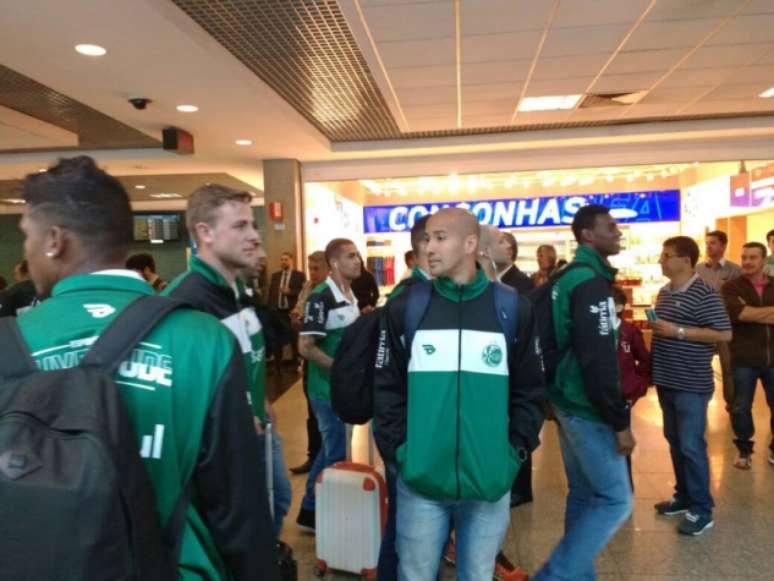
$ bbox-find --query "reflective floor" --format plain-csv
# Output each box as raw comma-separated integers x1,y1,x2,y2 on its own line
274,371,774,580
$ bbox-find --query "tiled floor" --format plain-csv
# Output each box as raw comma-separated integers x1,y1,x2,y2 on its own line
272,372,774,580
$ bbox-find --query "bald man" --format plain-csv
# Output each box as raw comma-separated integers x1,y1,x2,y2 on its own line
373,208,545,581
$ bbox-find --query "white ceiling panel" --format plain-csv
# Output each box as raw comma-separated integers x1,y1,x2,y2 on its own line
402,103,458,119
524,77,592,96
378,38,455,69
395,85,457,106
605,48,690,75
462,60,531,84
701,82,774,101
706,14,774,45
460,0,555,35
531,53,609,80
640,86,710,104
363,2,454,42
591,71,664,93
462,31,543,64
681,43,772,69
659,67,737,88
553,0,651,28
407,116,458,132
462,82,523,101
647,0,747,21
463,99,516,116
390,64,457,88
542,25,630,57
461,113,512,129
624,19,721,50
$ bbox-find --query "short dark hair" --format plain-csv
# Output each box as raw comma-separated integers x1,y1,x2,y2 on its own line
281,251,293,259
404,250,415,267
767,229,774,243
664,236,700,267
612,286,627,306
126,253,157,273
22,156,132,262
742,242,767,258
501,231,518,262
325,238,355,266
410,214,430,255
17,260,29,276
571,205,610,243
706,230,728,247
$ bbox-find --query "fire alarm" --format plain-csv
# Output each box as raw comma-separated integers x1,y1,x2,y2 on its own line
268,202,283,221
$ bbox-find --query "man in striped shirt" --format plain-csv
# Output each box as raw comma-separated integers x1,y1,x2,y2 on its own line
650,236,732,537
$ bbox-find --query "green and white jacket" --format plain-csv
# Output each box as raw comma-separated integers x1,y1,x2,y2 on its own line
374,268,545,502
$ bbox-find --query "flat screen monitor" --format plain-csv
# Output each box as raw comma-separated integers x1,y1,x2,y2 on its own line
133,213,181,242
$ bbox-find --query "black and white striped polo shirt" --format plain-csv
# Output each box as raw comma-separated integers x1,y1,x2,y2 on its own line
652,274,731,393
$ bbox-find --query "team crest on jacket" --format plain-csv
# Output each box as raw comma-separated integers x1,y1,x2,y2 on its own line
482,344,503,367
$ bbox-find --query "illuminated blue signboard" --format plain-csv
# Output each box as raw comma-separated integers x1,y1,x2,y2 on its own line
363,189,680,234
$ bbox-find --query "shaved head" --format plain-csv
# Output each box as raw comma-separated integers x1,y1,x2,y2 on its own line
428,208,480,241
426,208,481,281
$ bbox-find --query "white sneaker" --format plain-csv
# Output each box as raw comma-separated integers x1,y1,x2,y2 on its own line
734,454,752,470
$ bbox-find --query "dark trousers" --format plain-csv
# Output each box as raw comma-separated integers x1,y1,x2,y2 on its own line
657,387,714,516
378,462,399,579
302,363,321,461
731,366,774,454
511,454,533,503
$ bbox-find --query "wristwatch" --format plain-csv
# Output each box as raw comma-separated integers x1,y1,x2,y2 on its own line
676,327,686,341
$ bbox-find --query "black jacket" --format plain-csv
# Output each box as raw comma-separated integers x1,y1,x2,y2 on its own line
268,269,305,311
0,279,38,317
500,265,534,296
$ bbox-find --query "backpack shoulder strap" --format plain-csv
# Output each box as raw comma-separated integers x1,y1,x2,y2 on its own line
0,317,37,381
80,295,188,374
492,282,519,347
403,280,433,351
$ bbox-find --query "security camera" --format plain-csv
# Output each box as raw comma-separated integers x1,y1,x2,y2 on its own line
128,97,151,110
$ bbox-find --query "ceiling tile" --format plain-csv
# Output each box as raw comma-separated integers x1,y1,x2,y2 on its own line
627,103,683,117
513,110,573,125
682,99,774,115
706,14,774,45
727,65,774,84
605,48,690,75
569,107,626,121
639,86,709,104
461,114,512,129
701,82,774,101
553,0,652,28
378,38,455,68
659,67,737,88
531,53,609,79
402,103,458,120
463,99,516,116
542,25,630,57
462,31,543,64
462,60,531,84
681,43,772,69
647,0,747,21
395,85,457,106
406,116,458,132
524,77,592,96
752,47,774,65
390,64,456,88
460,0,554,35
624,19,721,50
591,71,664,93
363,2,454,42
744,0,774,14
462,82,522,101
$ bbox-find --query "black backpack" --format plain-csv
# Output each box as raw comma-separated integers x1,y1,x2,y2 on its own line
527,262,589,383
330,280,519,425
0,296,190,581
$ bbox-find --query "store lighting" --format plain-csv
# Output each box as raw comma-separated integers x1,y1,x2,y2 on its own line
759,87,774,98
560,176,576,187
448,174,461,194
626,174,635,183
135,184,146,190
542,177,556,187
149,192,182,199
1,198,26,204
467,176,478,191
660,169,669,178
579,176,595,186
646,174,655,182
606,175,615,183
75,44,107,56
360,180,382,195
521,179,530,189
235,139,253,146
504,177,514,189
518,94,582,112
176,104,199,113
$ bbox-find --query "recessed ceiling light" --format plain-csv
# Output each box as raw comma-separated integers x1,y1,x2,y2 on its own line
135,184,146,190
75,44,107,56
518,94,582,112
1,198,26,204
235,139,253,146
176,104,198,113
37,168,46,173
149,192,182,199
759,87,774,98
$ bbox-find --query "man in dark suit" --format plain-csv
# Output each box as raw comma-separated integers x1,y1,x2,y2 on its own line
268,251,306,364
490,230,535,507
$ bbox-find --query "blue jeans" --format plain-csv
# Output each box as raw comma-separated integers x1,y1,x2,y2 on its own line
256,430,292,535
377,461,399,579
395,476,510,581
731,367,774,454
657,388,714,516
535,410,632,581
301,398,346,511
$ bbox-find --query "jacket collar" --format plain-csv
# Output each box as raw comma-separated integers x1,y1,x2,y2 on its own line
575,246,617,281
433,266,490,302
52,270,153,297
189,254,245,296
412,267,431,281
325,276,355,305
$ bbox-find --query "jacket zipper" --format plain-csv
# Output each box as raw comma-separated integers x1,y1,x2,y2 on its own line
455,286,463,500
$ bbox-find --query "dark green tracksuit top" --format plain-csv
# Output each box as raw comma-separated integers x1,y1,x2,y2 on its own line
374,268,545,502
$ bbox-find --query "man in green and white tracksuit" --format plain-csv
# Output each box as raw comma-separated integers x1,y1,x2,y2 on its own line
374,209,545,581
296,238,362,531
